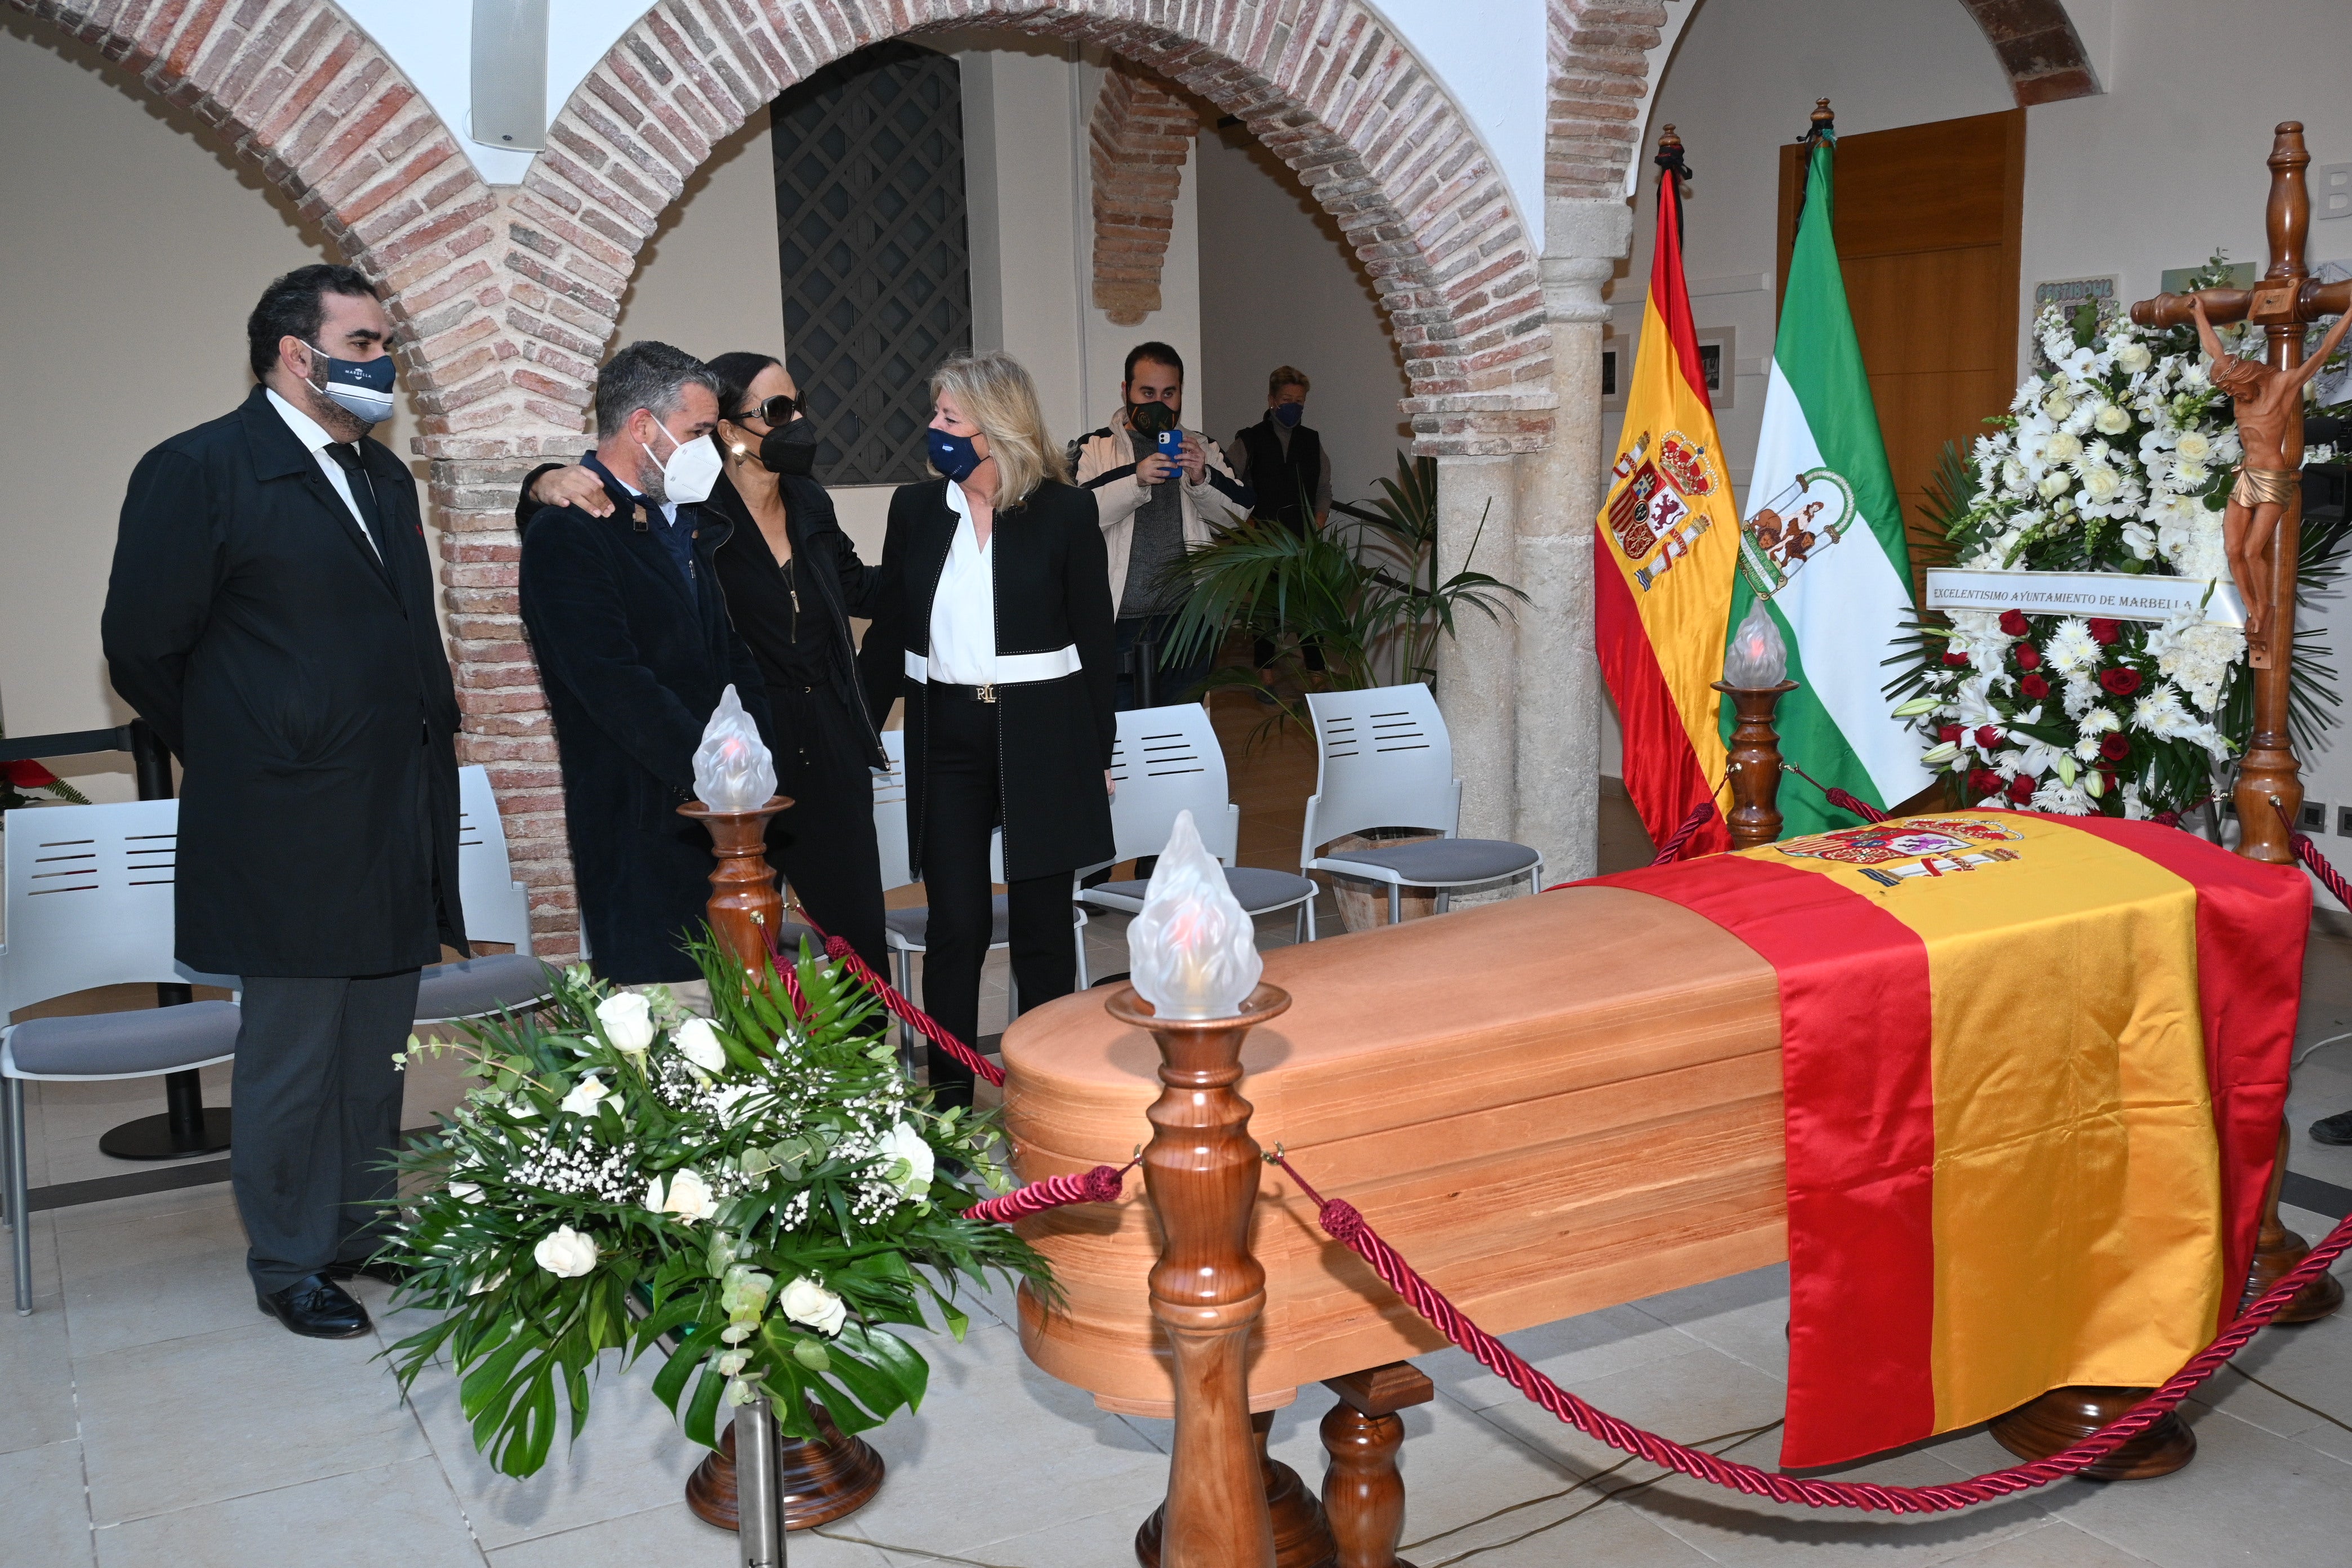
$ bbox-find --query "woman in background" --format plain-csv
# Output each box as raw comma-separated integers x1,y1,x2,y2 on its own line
866,351,1115,1105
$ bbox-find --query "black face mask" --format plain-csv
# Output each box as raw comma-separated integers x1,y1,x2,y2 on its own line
759,418,819,478
1128,399,1178,437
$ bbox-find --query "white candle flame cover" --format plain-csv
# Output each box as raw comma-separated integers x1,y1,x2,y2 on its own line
691,685,777,812
1723,602,1788,688
1127,809,1262,1020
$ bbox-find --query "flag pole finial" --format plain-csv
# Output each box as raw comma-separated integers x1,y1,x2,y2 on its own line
1654,124,1692,188
1799,98,1835,147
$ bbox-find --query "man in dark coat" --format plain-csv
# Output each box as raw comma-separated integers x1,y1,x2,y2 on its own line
518,340,773,988
103,264,466,1340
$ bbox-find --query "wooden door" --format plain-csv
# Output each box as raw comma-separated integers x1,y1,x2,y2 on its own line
1778,110,2025,589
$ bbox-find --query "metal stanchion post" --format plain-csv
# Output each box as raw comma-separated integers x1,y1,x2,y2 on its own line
734,1396,786,1568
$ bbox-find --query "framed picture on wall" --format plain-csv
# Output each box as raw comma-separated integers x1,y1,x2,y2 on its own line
1695,326,1736,409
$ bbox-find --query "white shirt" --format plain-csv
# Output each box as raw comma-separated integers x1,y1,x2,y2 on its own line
266,387,380,559
926,481,996,684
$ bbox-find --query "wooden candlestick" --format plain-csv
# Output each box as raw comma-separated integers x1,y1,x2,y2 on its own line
2243,1124,2346,1322
678,796,792,976
1989,1385,2195,1480
1713,680,1796,849
1108,981,1292,1568
1137,1409,1336,1568
679,792,887,1532
1320,1364,1433,1568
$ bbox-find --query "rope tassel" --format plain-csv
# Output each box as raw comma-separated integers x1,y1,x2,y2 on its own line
1270,1152,2352,1513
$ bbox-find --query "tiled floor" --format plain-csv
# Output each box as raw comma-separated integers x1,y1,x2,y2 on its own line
7,785,2352,1565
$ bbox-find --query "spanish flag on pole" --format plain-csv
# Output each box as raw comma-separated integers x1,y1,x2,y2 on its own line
1597,132,1739,856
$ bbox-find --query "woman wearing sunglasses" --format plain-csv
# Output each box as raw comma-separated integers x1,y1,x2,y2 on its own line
519,354,890,977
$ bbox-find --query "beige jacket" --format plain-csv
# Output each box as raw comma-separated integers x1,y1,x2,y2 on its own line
1067,407,1255,617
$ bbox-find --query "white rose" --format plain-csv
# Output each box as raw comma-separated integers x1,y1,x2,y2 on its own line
2043,391,2073,421
2093,404,2131,436
2081,465,2123,503
877,1122,936,1196
2174,430,2212,464
779,1275,848,1336
2042,430,2082,464
2000,457,2027,495
2037,470,2072,499
596,992,656,1055
674,1017,728,1073
533,1226,599,1278
646,1167,721,1224
2116,341,2152,373
559,1075,611,1117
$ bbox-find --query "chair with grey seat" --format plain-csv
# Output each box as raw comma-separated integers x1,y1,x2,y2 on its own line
412,766,559,1026
1300,684,1545,925
2,799,239,1314
1079,703,1319,939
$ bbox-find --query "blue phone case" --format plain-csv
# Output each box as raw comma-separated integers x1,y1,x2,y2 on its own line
1156,429,1183,459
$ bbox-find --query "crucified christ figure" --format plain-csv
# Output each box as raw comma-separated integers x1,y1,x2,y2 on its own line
2193,293,2352,657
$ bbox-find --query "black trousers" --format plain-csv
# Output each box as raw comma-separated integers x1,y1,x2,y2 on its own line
918,694,1077,1103
764,683,889,977
231,970,421,1291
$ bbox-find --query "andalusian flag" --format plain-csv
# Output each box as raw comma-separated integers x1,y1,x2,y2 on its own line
1596,142,1741,856
1598,810,2306,1466
1731,128,1932,835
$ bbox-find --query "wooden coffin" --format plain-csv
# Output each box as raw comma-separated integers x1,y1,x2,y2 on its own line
1000,885,1789,1415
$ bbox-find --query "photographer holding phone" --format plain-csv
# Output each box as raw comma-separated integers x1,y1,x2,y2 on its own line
1068,342,1253,710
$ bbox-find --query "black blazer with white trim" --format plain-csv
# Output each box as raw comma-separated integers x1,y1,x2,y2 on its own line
865,476,1116,882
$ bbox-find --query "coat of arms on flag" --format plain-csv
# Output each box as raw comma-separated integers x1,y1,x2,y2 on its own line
1608,431,1723,591
1737,466,1856,597
1772,816,2025,883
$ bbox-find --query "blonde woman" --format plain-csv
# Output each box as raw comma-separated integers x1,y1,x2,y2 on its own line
868,350,1115,1104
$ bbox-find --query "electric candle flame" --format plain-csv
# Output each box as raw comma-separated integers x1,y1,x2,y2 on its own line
1128,810,1262,1020
1723,603,1788,688
691,685,777,812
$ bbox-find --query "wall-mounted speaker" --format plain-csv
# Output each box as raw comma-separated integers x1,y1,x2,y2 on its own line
471,0,550,152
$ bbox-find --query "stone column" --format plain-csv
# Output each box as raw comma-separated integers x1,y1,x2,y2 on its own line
1432,452,1524,845
1511,197,1632,881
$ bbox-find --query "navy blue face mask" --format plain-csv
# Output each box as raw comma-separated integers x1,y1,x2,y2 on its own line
1273,401,1304,429
928,427,983,482
304,341,398,425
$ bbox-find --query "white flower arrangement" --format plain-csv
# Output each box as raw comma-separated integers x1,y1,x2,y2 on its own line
382,942,1052,1478
1895,283,2350,819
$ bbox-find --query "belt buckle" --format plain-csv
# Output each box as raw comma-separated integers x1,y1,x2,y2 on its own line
977,683,996,704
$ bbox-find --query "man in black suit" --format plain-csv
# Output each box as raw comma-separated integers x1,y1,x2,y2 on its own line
103,264,467,1339
518,341,771,993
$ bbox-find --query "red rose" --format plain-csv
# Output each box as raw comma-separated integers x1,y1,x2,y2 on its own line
2006,774,2034,804
1939,724,1963,744
2099,732,2130,761
1999,609,2030,636
1969,769,2001,798
2020,673,2051,699
2099,667,2142,696
1975,725,2000,748
2014,643,2043,671
1942,651,1971,667
2088,618,2123,646
3,759,60,788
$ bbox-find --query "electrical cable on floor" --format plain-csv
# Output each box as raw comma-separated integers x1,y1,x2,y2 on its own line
810,1526,1023,1567
1423,1420,1788,1568
2295,1029,2352,1070
2218,1363,2352,1438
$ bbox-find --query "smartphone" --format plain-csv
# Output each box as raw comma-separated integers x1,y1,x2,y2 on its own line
1156,428,1183,463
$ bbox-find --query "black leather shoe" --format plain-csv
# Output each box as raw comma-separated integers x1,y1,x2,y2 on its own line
256,1273,371,1338
2311,1109,2352,1146
326,1257,413,1288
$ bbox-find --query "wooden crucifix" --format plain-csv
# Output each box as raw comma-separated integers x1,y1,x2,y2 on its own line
2130,122,2352,864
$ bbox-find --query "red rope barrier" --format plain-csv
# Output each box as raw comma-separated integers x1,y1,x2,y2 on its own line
965,1159,1135,1225
1783,762,1890,823
1269,1151,2351,1514
2275,801,2352,907
780,912,1006,1088
1649,800,1718,867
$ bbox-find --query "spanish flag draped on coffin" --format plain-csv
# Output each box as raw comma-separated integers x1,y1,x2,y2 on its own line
1595,812,2306,1467
1596,136,1741,858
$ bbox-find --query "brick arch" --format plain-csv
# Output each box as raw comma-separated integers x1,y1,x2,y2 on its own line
17,1,508,430
524,0,1549,454
1090,62,1195,329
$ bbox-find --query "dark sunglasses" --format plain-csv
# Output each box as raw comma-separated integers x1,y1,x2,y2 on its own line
727,394,801,426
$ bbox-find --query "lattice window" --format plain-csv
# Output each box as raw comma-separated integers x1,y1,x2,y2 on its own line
770,42,973,487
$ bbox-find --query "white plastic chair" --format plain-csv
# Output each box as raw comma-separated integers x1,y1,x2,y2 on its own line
872,731,1087,1068
1079,704,1319,939
2,800,239,1314
413,767,556,1024
1300,684,1544,924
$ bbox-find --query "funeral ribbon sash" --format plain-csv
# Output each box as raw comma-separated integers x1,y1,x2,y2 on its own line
1593,812,2307,1467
